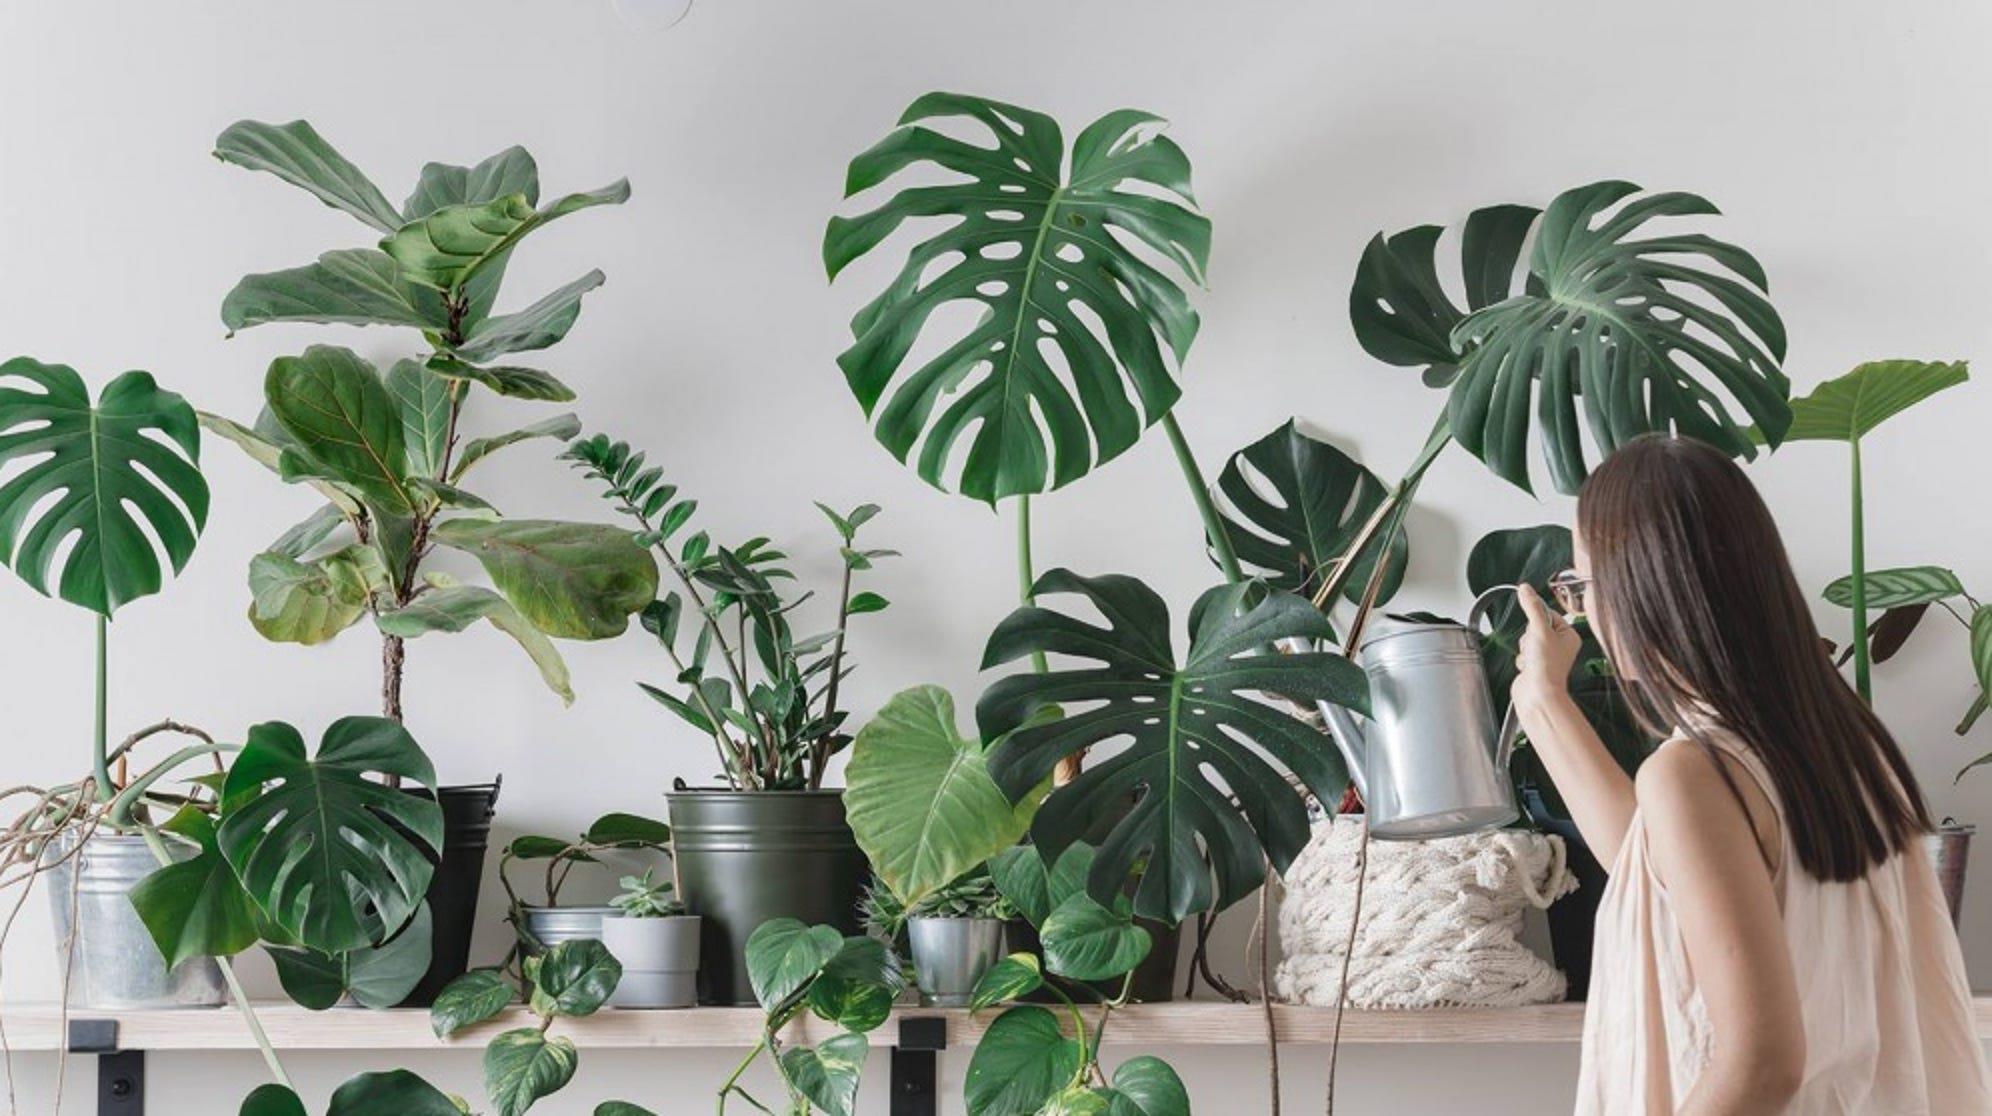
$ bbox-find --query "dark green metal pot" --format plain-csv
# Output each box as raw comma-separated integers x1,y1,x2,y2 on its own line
668,789,869,1005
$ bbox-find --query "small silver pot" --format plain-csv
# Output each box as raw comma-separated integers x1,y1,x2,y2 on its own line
45,831,225,1009
602,915,701,1009
1926,821,1973,930
519,905,620,953
906,916,1005,1007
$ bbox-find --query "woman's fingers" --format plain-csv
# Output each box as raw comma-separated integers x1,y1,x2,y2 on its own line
1517,582,1555,630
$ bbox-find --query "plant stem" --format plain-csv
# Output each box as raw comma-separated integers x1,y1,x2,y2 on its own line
715,1036,767,1115
92,616,109,804
1016,495,1050,675
1160,413,1243,584
813,561,856,789
1850,436,1871,702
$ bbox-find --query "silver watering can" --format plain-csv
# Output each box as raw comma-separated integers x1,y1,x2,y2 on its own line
1319,586,1525,840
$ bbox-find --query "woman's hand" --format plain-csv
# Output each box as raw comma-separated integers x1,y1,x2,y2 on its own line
1513,582,1582,712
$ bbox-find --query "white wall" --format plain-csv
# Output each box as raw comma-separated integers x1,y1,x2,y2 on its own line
2,1,1989,1111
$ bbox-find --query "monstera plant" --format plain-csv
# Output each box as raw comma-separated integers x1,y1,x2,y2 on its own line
825,91,1245,650
978,572,1368,922
203,120,655,719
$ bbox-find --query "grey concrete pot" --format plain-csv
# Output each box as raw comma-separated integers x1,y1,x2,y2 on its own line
907,916,1005,1007
46,831,224,1009
602,915,701,1008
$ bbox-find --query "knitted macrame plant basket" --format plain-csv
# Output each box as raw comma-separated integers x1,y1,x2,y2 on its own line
1276,815,1577,1009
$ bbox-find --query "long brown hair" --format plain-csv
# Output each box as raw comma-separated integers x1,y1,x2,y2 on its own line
1577,434,1930,881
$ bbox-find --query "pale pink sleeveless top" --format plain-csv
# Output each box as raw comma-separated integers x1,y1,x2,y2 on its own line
1576,732,1991,1114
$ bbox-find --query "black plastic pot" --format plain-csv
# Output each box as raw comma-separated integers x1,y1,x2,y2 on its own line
1523,786,1604,1002
668,789,869,1005
401,780,501,1006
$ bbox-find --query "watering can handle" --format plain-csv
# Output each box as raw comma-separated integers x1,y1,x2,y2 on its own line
1468,584,1530,769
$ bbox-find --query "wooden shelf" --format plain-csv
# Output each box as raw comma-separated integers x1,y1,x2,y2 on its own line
6,998,1991,1052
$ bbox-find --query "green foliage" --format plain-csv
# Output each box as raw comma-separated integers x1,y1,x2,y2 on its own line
430,969,516,1038
968,952,1044,1009
1780,359,1969,443
825,92,1210,504
1039,895,1151,982
609,868,684,918
778,1033,868,1116
965,1006,1085,1115
429,519,658,639
217,717,442,954
1825,566,1966,610
268,904,434,1010
498,812,673,946
723,919,903,1114
128,806,260,968
0,359,208,616
979,572,1367,922
1352,181,1791,495
845,685,1044,910
1211,419,1407,603
484,1030,579,1116
526,939,622,1018
566,432,896,790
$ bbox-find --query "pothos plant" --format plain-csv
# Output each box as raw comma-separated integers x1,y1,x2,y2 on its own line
498,811,673,953
202,119,657,720
564,431,895,790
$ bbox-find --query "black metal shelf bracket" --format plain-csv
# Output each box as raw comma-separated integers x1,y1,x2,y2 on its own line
67,1019,142,1116
891,1014,947,1116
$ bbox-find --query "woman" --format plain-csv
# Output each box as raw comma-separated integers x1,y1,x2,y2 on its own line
1512,435,1990,1115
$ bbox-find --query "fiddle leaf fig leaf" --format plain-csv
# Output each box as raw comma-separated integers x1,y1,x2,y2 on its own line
264,345,416,515
452,413,584,483
218,717,442,954
1212,420,1407,601
430,969,516,1038
197,411,362,517
215,120,403,232
404,145,540,220
387,358,455,480
964,1005,1083,1116
980,572,1366,921
845,685,1045,910
221,249,446,335
376,584,574,703
825,92,1210,504
129,806,260,968
457,272,608,363
431,518,657,640
426,355,576,403
0,360,208,616
1781,360,1969,443
482,1029,578,1116
246,548,379,646
1823,565,1966,610
382,181,630,293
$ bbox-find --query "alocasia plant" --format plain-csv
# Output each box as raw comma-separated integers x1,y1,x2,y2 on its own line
204,120,656,719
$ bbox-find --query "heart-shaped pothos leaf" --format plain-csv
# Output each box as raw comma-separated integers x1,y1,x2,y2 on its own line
0,359,208,615
978,571,1368,922
1351,181,1791,495
825,92,1210,504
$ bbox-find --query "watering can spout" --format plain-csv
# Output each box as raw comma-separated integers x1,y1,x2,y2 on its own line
1319,701,1369,805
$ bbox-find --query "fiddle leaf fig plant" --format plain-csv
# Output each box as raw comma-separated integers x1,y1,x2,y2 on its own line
207,119,653,719
824,92,1209,505
1351,181,1793,496
978,571,1369,923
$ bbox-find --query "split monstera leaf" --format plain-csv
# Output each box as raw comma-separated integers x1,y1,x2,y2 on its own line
205,120,654,706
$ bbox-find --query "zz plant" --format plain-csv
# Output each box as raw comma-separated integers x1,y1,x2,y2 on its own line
565,431,895,789
204,120,657,717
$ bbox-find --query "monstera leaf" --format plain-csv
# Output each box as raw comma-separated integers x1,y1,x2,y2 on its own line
824,92,1210,504
1352,181,1791,495
218,717,444,954
129,806,261,968
978,572,1368,922
844,685,1046,910
1211,419,1407,602
0,359,208,615
267,903,434,1010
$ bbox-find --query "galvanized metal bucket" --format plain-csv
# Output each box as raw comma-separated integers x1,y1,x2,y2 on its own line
45,831,225,1009
1926,820,1973,930
519,905,619,953
907,917,1005,1007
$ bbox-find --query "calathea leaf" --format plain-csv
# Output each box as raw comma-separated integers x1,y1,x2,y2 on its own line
221,248,447,335
426,354,577,402
825,92,1210,504
403,145,541,220
1823,565,1966,610
218,717,443,954
0,359,208,615
452,413,583,483
214,120,404,232
431,518,658,639
964,1005,1083,1116
779,1032,868,1116
376,583,574,702
456,272,608,364
979,572,1367,922
844,685,1046,910
1212,420,1407,601
484,1029,578,1116
382,181,631,293
129,806,260,968
264,345,417,515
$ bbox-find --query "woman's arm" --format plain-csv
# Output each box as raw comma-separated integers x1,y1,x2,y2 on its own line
1639,744,1805,1115
1511,584,1637,865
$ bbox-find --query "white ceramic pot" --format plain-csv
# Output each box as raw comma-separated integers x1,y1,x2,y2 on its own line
602,915,701,1008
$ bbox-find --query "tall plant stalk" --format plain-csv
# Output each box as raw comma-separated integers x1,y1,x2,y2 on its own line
1161,414,1242,585
1849,436,1871,701
1016,495,1050,676
92,618,109,804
